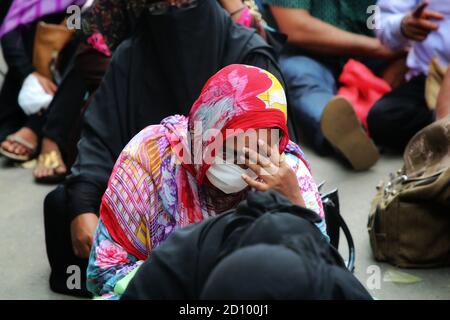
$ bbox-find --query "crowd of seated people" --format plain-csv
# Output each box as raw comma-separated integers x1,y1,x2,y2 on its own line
0,0,448,300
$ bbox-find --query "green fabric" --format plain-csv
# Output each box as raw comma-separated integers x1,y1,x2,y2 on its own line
263,0,376,36
113,265,141,295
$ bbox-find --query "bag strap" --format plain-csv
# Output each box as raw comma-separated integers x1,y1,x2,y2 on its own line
321,188,356,272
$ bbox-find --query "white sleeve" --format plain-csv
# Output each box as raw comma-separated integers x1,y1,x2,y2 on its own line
376,0,419,50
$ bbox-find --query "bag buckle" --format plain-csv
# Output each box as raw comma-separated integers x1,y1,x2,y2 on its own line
384,174,408,196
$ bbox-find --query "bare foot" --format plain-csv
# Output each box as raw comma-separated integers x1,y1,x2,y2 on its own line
33,137,67,180
1,127,38,157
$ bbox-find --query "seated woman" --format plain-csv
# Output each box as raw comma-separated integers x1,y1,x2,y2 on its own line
122,191,370,300
86,64,326,299
44,0,285,298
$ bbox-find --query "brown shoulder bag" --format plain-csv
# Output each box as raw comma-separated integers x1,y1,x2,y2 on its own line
368,116,450,268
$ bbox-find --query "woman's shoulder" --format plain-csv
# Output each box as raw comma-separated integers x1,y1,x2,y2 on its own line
120,115,188,171
122,124,169,160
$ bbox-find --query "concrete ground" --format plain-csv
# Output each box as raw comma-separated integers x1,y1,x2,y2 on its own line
0,50,449,301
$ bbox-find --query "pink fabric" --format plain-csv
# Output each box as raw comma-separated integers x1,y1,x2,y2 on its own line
338,59,391,130
95,239,130,269
237,7,252,28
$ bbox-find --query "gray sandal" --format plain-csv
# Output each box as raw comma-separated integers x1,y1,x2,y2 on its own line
0,134,37,162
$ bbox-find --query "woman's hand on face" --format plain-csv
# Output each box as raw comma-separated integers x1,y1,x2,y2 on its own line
241,139,305,207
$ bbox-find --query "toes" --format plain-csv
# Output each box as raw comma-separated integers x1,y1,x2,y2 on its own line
55,164,67,175
2,141,13,152
14,144,26,155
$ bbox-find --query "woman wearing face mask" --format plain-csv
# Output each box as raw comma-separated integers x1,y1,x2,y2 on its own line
86,64,326,299
44,0,288,298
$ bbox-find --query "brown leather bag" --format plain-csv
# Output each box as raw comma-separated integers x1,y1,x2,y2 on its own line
368,116,450,268
33,20,74,79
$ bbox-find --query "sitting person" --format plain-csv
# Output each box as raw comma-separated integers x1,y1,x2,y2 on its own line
0,0,84,161
86,64,326,299
367,0,450,151
122,191,371,300
32,43,108,183
263,0,404,170
43,0,288,297
33,0,104,183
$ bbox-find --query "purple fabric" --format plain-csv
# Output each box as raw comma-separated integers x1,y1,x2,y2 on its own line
0,0,86,37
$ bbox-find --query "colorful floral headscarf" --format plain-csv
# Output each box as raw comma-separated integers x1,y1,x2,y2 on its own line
167,64,295,182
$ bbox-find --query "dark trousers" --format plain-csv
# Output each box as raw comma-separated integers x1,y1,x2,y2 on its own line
42,63,87,165
367,75,435,151
44,185,91,298
42,44,109,166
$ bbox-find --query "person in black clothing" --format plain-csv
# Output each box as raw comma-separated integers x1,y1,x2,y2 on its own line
0,0,13,26
43,0,286,297
123,191,372,300
0,13,64,159
33,42,110,184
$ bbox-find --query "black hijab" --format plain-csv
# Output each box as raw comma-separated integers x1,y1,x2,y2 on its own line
66,0,283,219
122,191,372,300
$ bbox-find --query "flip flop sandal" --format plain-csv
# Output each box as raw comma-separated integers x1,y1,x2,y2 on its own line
0,134,37,162
34,150,67,184
321,96,380,171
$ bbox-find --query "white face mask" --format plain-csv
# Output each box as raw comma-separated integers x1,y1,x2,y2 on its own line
206,160,258,194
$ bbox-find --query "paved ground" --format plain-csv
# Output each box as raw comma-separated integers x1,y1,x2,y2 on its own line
0,50,449,300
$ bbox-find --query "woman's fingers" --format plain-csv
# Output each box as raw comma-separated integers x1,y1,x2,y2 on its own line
43,79,58,95
257,138,271,158
241,154,262,176
241,174,269,191
34,72,57,95
243,147,272,168
257,139,280,165
243,147,279,176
